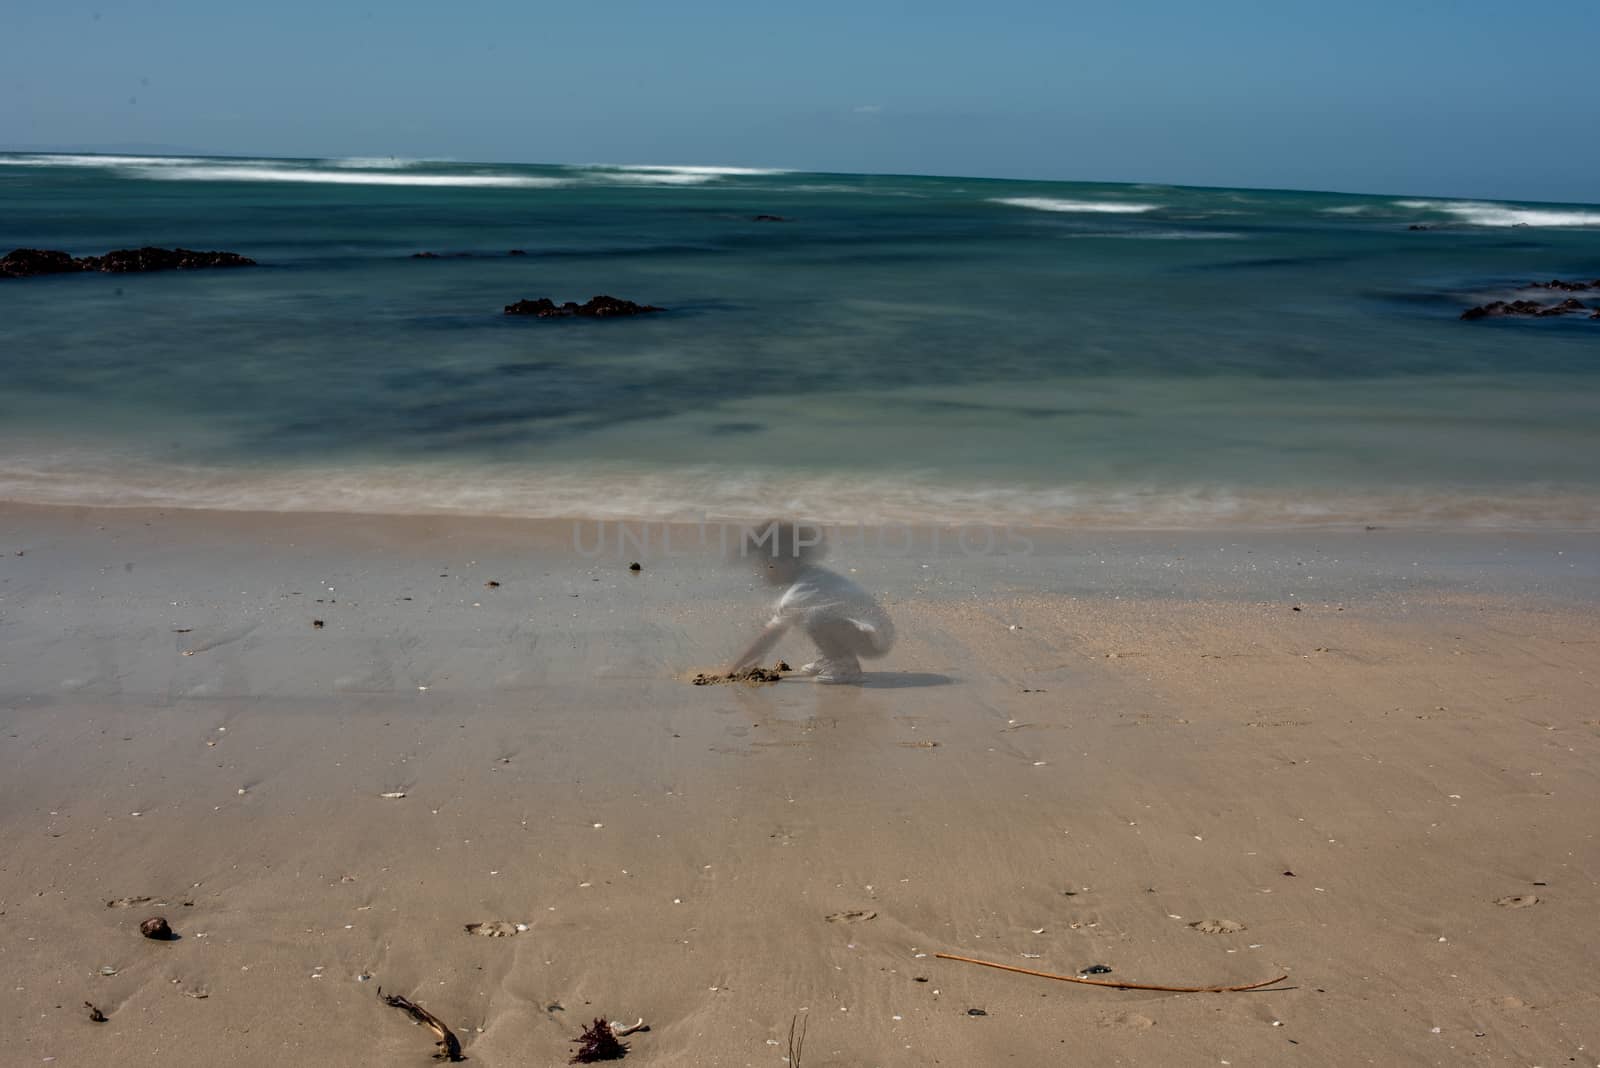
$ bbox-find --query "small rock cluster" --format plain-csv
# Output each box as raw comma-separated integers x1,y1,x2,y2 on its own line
1461,279,1600,321
504,296,663,318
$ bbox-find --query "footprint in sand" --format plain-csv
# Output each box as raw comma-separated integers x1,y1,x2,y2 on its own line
1493,894,1539,909
825,910,877,924
1102,1012,1155,1030
1188,918,1246,934
106,896,153,909
464,921,527,937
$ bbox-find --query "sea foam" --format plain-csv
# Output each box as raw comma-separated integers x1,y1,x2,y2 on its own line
992,197,1159,214
2,452,1595,532
1396,199,1600,227
136,165,566,188
572,163,791,186
0,153,215,168
606,164,791,176
326,156,432,169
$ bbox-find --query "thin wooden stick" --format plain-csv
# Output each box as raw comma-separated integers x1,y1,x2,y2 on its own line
935,952,1287,993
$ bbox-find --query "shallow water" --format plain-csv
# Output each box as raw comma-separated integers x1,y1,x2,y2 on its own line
2,154,1598,527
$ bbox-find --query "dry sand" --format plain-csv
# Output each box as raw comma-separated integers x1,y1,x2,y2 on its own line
1,504,1596,1066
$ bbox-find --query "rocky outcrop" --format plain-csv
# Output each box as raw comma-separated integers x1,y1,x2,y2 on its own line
1526,278,1600,292
504,296,663,318
0,248,80,277
1461,297,1589,320
80,247,254,272
2,246,255,278
1460,280,1600,320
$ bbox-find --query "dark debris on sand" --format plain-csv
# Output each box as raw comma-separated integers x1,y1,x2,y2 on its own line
139,916,175,940
377,988,464,1062
692,664,788,686
571,1017,628,1063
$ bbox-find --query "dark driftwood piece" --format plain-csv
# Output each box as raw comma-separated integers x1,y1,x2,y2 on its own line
378,988,464,1062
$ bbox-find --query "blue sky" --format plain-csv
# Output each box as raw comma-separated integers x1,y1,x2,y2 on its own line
4,0,1597,202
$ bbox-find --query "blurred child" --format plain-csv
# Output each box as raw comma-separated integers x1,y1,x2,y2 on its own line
728,520,894,684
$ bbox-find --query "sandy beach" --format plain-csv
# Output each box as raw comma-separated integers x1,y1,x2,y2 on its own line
1,503,1597,1066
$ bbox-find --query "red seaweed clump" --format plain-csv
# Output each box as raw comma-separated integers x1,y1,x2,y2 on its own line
571,1018,628,1063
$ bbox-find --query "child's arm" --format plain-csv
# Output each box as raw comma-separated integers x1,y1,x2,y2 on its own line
729,620,787,672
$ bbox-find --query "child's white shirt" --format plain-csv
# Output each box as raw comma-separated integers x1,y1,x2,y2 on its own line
770,564,894,645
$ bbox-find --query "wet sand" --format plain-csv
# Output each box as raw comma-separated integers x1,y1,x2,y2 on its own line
1,504,1597,1066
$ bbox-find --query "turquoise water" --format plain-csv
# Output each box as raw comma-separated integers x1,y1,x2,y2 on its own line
2,153,1598,527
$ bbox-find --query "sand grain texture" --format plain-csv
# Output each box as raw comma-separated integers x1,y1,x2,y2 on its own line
1,505,1597,1065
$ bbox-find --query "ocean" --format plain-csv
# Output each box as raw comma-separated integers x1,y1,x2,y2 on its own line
2,153,1597,529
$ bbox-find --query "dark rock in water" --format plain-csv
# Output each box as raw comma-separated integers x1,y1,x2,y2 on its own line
504,295,663,318
140,915,175,940
3,246,255,278
1527,278,1600,292
752,214,788,222
1461,297,1590,320
1407,224,1432,231
505,297,559,316
79,247,255,273
507,249,527,256
0,248,79,278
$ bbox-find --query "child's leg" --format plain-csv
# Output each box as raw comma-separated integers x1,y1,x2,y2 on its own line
802,620,867,682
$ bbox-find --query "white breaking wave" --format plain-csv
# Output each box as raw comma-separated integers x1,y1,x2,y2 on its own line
0,153,216,168
607,164,791,176
1396,199,1600,227
326,156,432,169
136,165,567,188
1320,205,1375,215
1071,230,1244,240
569,163,792,186
588,170,723,186
992,197,1160,214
